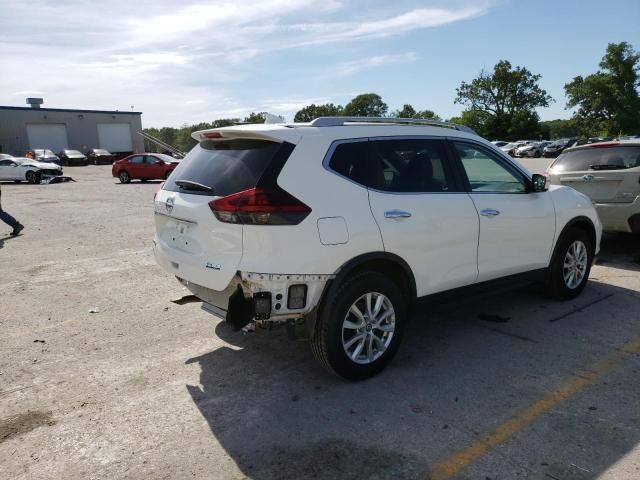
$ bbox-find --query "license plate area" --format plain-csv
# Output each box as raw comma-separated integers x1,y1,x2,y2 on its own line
163,219,201,254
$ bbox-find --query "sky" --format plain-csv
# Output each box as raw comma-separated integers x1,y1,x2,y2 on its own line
1,0,639,128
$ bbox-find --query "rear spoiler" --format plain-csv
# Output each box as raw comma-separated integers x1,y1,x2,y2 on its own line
191,128,292,144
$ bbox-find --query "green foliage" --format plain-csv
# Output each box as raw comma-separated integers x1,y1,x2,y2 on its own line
539,118,579,139
143,118,240,153
243,112,267,124
454,60,553,140
293,103,344,122
565,42,640,136
447,110,492,134
343,93,388,117
393,104,441,121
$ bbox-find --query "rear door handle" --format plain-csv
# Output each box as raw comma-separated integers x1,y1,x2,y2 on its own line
384,210,412,219
480,208,500,217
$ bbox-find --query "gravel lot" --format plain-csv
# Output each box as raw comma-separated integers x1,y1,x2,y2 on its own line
1,165,639,480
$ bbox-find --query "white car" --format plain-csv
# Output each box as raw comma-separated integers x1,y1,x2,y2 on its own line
0,156,63,183
547,140,640,233
153,117,602,379
515,142,550,158
499,142,525,156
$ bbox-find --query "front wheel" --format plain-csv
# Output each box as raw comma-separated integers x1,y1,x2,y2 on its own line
545,227,594,299
118,171,131,184
26,170,41,184
310,271,407,380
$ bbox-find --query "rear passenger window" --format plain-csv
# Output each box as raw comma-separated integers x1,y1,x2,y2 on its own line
370,139,453,193
328,141,371,186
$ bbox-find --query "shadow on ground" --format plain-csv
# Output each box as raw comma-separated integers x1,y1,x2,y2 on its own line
596,232,640,272
185,239,640,479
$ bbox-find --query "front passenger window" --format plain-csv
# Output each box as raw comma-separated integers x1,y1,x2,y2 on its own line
454,142,527,193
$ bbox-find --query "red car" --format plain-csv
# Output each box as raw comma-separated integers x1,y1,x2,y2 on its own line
112,153,179,183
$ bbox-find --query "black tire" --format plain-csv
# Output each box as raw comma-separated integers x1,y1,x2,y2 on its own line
545,227,594,300
310,271,407,380
26,170,41,184
118,171,131,184
534,151,541,158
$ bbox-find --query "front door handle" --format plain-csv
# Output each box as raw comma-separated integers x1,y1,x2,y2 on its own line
480,208,500,217
384,210,412,219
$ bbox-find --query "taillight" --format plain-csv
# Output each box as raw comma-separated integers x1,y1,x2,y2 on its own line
209,187,311,225
154,181,165,202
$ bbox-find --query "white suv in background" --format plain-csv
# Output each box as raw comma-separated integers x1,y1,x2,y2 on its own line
153,117,602,380
547,140,640,234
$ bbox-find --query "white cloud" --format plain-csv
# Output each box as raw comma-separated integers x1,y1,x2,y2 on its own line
0,0,490,126
332,52,418,77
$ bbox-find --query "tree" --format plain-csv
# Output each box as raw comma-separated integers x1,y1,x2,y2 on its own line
343,93,388,117
448,110,492,135
565,42,640,136
393,104,442,121
454,60,553,139
539,119,579,139
294,103,343,122
243,112,267,124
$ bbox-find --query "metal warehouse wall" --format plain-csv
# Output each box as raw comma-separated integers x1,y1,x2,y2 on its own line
0,107,143,156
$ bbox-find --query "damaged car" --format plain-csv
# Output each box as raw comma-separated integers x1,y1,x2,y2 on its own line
153,117,601,380
0,156,64,183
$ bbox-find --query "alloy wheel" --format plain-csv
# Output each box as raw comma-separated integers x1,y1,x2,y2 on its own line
342,292,395,365
563,240,588,289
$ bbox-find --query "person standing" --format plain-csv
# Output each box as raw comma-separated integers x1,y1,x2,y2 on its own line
0,184,24,236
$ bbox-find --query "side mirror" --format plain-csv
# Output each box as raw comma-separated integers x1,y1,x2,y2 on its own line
531,173,549,192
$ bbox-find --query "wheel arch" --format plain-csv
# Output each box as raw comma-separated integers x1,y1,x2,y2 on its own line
306,252,417,334
551,216,597,265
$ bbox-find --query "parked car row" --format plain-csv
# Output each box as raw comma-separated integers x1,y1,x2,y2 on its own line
24,148,117,166
492,136,640,160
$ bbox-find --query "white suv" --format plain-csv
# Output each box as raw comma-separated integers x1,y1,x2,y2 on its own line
153,117,602,380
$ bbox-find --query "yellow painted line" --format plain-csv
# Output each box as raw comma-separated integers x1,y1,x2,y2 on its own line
428,337,640,480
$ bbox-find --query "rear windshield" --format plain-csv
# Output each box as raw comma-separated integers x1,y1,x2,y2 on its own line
164,139,286,196
551,146,640,172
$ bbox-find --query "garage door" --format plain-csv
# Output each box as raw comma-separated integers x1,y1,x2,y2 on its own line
27,124,69,152
97,123,133,152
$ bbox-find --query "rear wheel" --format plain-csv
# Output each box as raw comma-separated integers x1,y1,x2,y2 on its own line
545,227,593,299
310,271,407,380
26,170,41,184
118,171,131,184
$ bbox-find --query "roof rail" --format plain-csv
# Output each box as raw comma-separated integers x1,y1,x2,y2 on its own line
309,116,478,135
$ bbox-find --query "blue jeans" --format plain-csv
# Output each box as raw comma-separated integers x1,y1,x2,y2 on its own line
0,209,19,228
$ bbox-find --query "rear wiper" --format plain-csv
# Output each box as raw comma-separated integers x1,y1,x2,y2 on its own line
588,164,628,170
174,180,213,192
